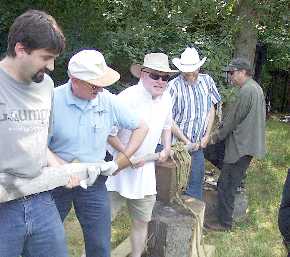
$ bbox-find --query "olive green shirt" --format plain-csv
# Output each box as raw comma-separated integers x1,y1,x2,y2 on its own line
212,78,266,163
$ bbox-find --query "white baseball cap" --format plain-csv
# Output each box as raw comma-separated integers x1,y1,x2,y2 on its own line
68,50,120,87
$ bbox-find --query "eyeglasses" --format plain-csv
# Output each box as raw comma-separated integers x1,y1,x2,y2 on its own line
84,83,99,90
142,71,170,81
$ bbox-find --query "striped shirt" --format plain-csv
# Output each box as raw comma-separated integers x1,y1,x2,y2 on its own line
168,73,221,143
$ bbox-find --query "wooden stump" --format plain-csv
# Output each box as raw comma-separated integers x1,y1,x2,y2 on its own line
155,160,177,204
145,201,212,257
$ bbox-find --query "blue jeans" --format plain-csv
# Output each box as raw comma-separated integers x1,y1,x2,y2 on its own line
52,176,111,257
185,149,205,200
0,192,68,257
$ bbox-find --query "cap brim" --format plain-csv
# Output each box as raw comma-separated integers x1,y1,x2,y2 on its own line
88,67,120,87
130,64,178,78
222,66,234,72
172,57,206,72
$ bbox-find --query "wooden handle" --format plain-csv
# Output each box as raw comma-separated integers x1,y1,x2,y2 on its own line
130,153,160,165
0,144,195,203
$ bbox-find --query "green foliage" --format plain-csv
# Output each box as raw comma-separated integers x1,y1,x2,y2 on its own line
0,0,289,104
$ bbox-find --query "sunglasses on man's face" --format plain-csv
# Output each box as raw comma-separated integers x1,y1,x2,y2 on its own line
143,71,170,81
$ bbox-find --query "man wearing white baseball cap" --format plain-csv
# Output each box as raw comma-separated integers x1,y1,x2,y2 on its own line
168,46,221,201
48,49,148,257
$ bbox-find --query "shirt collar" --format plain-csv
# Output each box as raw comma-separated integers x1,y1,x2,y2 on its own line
178,74,200,87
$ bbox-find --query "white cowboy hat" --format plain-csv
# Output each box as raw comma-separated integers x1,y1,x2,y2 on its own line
172,47,206,72
130,53,178,78
68,49,120,87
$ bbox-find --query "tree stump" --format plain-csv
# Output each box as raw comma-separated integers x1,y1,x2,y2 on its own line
145,201,214,257
155,160,177,204
143,162,215,257
110,160,215,257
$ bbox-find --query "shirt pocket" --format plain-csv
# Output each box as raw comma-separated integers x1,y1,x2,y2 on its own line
90,110,110,152
90,109,106,130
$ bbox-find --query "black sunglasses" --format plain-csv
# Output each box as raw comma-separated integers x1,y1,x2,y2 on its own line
142,70,170,81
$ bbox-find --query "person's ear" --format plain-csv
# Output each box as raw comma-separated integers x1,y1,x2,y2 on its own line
70,77,79,89
240,69,247,76
140,71,146,80
14,42,28,58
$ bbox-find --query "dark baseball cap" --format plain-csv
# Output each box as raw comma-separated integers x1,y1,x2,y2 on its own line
223,58,252,72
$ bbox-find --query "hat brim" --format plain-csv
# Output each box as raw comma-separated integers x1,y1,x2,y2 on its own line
222,66,237,72
130,64,178,78
172,57,206,73
87,67,120,87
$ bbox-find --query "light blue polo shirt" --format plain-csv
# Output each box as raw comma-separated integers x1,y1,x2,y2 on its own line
49,80,140,162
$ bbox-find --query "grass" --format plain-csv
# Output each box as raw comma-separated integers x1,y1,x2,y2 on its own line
64,207,131,256
205,118,290,257
65,117,290,257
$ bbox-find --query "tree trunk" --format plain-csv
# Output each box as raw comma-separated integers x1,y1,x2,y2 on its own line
233,0,258,68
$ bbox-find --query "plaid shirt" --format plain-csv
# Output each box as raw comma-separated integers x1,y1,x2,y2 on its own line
168,73,221,143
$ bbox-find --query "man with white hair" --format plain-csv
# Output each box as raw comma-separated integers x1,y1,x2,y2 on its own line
168,46,221,201
48,49,148,257
106,53,176,257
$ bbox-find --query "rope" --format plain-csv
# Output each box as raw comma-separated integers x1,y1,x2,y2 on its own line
171,142,191,193
170,142,207,257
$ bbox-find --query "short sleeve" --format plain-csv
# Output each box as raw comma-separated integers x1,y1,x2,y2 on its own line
163,95,173,130
111,94,140,130
208,76,221,105
167,79,178,116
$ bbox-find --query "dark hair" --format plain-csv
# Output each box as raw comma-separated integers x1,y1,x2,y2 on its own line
7,10,65,57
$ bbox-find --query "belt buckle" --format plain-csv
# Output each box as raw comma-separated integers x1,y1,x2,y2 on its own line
22,195,29,200
22,193,38,200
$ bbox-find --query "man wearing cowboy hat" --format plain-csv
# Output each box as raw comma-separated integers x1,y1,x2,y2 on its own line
48,49,148,257
106,53,176,257
206,58,265,231
168,46,221,201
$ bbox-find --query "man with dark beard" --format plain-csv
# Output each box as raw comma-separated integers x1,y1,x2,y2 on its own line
0,10,70,257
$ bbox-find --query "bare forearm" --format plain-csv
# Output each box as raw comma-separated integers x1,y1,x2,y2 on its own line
47,148,67,167
123,120,148,157
161,128,172,151
171,120,191,144
107,135,126,152
205,106,215,137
